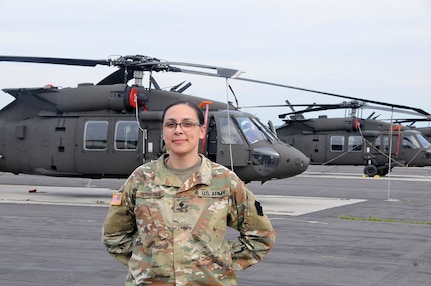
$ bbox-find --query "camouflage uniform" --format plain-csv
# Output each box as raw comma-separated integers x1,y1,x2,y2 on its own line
103,154,275,286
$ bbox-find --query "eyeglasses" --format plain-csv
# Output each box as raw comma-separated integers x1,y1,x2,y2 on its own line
163,120,202,132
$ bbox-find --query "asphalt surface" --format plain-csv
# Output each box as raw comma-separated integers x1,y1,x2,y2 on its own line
1,165,430,286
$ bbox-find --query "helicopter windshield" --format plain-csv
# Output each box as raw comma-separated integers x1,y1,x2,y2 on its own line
236,117,266,144
219,117,244,145
415,133,431,148
251,117,278,140
402,135,420,149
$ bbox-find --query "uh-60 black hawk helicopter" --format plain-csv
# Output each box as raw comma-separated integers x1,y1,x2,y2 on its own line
0,55,309,183
273,98,431,177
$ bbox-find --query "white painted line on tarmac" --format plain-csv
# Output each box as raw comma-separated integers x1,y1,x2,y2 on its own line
0,184,367,216
257,195,366,216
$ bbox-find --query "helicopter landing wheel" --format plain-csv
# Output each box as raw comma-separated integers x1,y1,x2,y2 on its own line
364,164,378,177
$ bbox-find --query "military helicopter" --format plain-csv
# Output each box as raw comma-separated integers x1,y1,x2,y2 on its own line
273,99,431,177
0,55,310,183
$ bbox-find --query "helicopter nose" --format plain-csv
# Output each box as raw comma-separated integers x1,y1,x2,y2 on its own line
250,143,309,180
279,144,309,178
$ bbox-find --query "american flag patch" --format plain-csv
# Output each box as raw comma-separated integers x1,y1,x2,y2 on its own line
111,193,123,206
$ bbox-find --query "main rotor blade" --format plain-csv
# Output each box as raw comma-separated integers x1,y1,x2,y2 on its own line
239,103,347,109
234,77,430,116
278,105,357,118
138,61,244,78
360,105,429,117
3,55,427,117
391,117,431,123
0,56,109,67
270,102,425,119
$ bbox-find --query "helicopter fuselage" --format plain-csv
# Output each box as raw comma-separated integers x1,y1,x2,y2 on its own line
276,116,431,176
0,83,309,183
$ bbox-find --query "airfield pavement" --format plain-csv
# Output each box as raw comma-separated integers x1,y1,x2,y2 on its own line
0,165,430,286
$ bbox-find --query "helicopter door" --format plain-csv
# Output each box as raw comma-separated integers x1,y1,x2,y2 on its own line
75,118,142,177
305,134,327,164
141,120,163,162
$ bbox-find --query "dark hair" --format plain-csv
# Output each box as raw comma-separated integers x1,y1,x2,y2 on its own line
162,100,204,125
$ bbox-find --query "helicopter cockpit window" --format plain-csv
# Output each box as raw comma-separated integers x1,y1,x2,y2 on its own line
115,121,139,151
219,117,243,145
402,135,421,149
330,136,344,152
251,117,278,140
348,136,363,152
237,117,266,144
84,121,108,150
416,133,431,148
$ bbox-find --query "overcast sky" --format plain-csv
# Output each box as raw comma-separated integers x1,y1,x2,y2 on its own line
1,0,430,126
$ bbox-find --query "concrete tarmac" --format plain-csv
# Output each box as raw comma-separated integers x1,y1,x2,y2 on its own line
1,165,430,285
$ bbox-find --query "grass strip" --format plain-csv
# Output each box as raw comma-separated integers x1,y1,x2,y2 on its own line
339,215,431,225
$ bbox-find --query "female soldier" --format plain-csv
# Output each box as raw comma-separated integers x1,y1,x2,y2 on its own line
102,100,275,285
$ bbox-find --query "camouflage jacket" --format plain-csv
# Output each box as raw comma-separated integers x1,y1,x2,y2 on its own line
103,154,275,286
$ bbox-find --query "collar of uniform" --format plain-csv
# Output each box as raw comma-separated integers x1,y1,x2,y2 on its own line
154,154,213,188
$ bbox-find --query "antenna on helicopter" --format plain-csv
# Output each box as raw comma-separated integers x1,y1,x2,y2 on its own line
170,81,192,93
366,112,376,119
